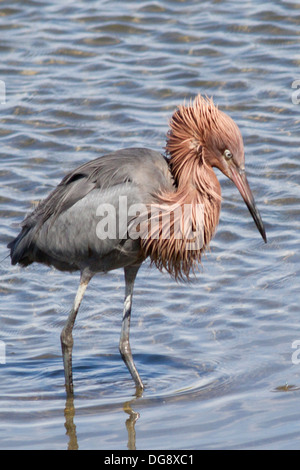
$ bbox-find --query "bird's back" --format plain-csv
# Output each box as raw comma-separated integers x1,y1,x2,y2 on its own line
8,148,175,273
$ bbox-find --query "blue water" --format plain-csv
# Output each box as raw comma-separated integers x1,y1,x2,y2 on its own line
0,0,300,449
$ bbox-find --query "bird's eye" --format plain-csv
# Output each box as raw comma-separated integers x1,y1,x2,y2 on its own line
224,149,233,160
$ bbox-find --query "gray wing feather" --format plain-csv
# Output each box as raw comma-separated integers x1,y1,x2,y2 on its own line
8,148,174,270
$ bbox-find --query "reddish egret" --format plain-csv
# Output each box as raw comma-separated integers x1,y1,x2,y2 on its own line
8,95,266,395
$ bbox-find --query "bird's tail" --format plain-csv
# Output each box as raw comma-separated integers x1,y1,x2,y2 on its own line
7,226,34,266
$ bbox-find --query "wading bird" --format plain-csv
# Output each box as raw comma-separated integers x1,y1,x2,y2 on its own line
8,95,266,395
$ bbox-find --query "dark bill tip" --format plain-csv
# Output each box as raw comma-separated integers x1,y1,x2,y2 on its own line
230,166,267,243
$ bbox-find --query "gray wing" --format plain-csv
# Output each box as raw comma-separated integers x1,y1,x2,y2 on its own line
8,148,175,271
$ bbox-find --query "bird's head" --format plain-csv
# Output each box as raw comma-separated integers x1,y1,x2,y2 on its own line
167,94,267,243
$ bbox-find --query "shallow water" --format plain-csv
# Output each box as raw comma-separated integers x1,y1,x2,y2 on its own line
1,0,300,450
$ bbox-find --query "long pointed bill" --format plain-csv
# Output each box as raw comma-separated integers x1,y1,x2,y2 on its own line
230,166,267,243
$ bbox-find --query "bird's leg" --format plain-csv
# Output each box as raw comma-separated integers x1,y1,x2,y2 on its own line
60,274,90,396
119,265,144,392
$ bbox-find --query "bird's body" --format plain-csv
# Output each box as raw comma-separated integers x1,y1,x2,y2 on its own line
9,148,174,274
8,95,266,395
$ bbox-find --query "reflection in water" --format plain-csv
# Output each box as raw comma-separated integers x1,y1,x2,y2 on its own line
64,396,78,451
63,393,141,450
123,385,144,450
123,400,140,451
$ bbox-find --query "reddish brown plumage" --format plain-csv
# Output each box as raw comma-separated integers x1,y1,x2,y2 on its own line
141,95,231,281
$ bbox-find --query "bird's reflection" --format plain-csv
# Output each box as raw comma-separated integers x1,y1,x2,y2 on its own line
63,388,142,450
64,396,78,450
123,399,140,450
